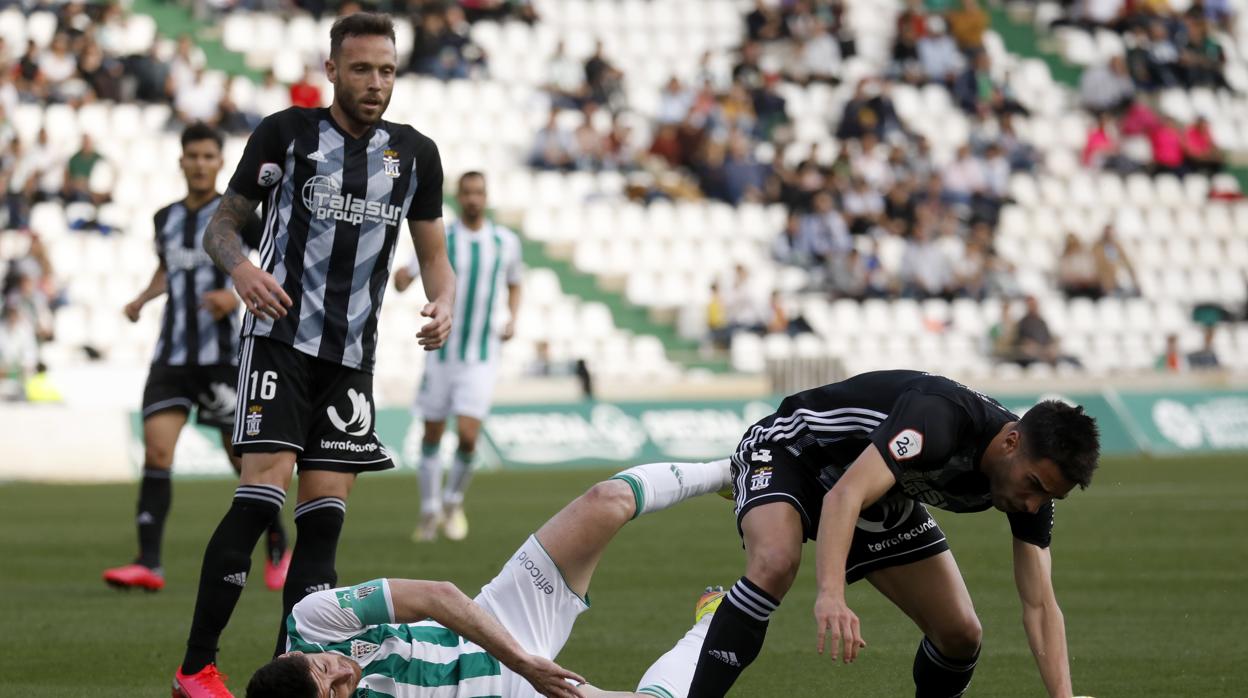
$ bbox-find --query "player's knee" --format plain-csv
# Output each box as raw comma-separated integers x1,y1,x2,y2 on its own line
932,615,982,659
583,479,637,521
745,547,801,595
144,445,174,469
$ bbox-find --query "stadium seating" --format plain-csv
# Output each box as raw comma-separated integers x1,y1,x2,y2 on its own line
2,0,1246,400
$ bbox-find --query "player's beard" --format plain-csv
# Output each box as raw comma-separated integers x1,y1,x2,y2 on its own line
341,87,390,126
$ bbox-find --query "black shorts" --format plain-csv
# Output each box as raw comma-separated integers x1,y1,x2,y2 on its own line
142,364,239,431
232,336,395,474
730,445,949,584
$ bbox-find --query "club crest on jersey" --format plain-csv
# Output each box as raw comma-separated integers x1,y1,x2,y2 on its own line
750,466,773,491
382,149,401,178
244,405,263,436
889,429,924,460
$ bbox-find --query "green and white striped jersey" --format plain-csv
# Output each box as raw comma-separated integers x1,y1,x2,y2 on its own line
287,579,504,697
409,219,523,365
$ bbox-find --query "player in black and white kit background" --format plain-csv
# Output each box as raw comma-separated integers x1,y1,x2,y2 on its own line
101,123,288,596
688,370,1101,698
172,13,456,697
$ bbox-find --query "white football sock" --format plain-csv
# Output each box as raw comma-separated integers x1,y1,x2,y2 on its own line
418,444,443,517
443,450,475,508
635,614,712,697
610,459,732,519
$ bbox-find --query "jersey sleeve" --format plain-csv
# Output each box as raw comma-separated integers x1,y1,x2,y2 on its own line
240,211,264,251
407,137,444,222
288,579,396,646
152,211,166,267
1008,501,1054,548
868,391,970,481
504,229,524,285
227,111,288,202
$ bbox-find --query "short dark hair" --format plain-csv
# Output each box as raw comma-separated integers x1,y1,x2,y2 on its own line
330,12,396,58
246,653,317,698
1017,400,1100,489
458,171,485,188
181,122,223,151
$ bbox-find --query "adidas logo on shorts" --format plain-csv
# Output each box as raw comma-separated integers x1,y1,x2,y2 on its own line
223,572,247,587
707,649,741,667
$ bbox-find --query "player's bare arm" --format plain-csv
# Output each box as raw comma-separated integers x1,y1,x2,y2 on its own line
1013,538,1074,698
387,579,585,697
503,281,521,341
124,263,167,322
203,188,292,320
813,444,897,664
408,218,455,350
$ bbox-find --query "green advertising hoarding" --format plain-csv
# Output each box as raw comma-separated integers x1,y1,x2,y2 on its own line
129,388,1247,477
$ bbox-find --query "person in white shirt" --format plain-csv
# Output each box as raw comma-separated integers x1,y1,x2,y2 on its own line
396,171,523,542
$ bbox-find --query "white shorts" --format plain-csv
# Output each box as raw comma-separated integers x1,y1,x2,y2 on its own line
416,359,498,422
474,535,589,697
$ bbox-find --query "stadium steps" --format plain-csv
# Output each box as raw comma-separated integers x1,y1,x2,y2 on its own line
989,2,1248,194
514,234,729,374
131,0,259,79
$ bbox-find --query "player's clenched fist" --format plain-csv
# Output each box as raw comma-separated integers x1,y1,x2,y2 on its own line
417,299,452,350
814,593,866,664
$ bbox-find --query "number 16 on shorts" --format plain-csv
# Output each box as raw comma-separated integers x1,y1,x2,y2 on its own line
243,370,276,436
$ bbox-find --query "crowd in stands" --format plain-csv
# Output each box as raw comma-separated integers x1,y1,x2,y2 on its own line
0,230,63,399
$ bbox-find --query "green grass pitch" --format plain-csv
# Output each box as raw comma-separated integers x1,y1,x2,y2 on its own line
2,454,1245,696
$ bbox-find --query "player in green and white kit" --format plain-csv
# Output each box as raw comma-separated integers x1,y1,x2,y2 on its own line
245,459,733,698
395,171,523,543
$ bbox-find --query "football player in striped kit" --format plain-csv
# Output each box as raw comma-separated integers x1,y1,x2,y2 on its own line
101,123,289,595
395,171,523,543
173,13,455,696
688,370,1100,698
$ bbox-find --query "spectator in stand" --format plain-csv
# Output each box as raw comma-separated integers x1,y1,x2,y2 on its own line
720,133,769,205
792,22,842,85
1192,0,1235,32
62,134,106,205
765,290,813,336
1155,333,1185,372
1013,295,1082,368
167,34,206,102
732,40,766,91
529,109,575,171
751,74,791,141
458,0,539,24
1181,116,1223,174
954,235,989,299
77,33,124,102
1178,15,1228,89
940,144,985,209
1093,225,1138,297
899,224,955,299
289,67,323,108
584,40,625,110
1080,55,1135,115
1143,20,1183,88
408,5,485,80
705,281,732,350
947,0,989,56
891,11,925,84
174,66,224,126
655,77,693,125
1149,115,1186,175
571,106,605,171
725,264,767,335
782,191,850,269
0,302,38,401
1082,112,1142,173
841,175,886,235
1057,233,1103,299
827,246,873,300
40,32,81,102
1187,325,1221,370
988,296,1020,364
544,41,585,110
917,15,965,86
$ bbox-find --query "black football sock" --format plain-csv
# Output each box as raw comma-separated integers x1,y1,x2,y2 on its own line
135,466,172,570
182,484,284,674
273,497,346,657
688,577,779,697
265,517,288,565
913,636,980,698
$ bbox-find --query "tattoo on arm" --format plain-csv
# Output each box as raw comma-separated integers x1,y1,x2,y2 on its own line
203,190,259,274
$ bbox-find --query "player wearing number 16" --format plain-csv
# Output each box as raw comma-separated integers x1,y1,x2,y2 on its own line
173,12,455,698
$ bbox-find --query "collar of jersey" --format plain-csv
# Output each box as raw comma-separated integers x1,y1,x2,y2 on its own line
323,107,378,142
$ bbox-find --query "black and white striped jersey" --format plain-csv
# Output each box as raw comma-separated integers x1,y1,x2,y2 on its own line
734,369,1054,547
228,107,444,373
152,196,262,367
